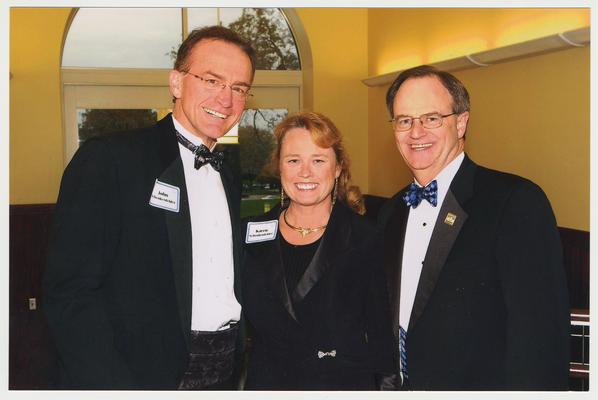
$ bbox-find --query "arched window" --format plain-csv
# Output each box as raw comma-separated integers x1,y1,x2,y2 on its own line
62,8,309,216
63,8,301,70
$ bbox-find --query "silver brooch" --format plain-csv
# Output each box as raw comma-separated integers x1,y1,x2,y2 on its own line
317,350,337,359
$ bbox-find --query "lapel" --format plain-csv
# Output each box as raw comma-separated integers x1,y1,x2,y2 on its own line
408,154,476,331
382,195,410,336
153,114,193,347
245,206,299,322
291,203,353,305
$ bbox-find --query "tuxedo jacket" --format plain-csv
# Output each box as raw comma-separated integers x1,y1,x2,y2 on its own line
42,114,242,389
241,203,395,390
377,155,570,390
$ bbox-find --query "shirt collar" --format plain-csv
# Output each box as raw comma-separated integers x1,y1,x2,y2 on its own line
171,114,217,151
414,152,464,203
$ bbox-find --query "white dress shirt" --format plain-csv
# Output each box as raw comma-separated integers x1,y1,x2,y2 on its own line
399,152,464,331
172,116,241,331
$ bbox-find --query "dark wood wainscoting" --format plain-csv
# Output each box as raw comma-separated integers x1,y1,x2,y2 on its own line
559,227,590,310
9,200,590,389
9,204,58,389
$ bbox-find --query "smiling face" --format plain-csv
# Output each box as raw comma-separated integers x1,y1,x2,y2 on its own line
279,128,341,212
169,39,253,147
392,76,469,185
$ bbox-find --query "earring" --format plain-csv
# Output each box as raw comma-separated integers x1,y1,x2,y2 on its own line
280,187,285,207
331,177,338,207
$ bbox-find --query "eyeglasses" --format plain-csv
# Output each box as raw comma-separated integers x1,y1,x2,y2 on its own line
390,112,456,132
183,71,253,100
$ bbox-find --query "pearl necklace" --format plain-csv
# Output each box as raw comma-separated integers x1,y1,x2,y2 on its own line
283,209,327,238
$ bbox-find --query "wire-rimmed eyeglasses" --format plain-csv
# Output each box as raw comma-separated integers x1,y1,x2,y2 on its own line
390,112,456,131
184,71,253,101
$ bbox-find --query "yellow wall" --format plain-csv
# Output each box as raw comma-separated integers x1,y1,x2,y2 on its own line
461,47,589,231
10,8,72,204
367,8,589,230
296,8,369,193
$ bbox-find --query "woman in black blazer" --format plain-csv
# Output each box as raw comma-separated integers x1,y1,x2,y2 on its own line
241,112,395,390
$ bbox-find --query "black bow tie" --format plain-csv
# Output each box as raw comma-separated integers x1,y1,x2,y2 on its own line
175,130,224,172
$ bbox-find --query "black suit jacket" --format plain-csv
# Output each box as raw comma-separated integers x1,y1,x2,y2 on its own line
42,114,242,389
377,154,570,390
241,203,395,390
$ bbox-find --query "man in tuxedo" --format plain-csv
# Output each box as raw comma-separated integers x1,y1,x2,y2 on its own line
377,65,570,390
43,26,255,390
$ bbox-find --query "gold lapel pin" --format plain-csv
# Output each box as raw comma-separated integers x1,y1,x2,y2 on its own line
444,212,457,226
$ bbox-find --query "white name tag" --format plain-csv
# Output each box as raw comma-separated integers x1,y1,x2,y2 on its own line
149,179,180,212
246,220,278,243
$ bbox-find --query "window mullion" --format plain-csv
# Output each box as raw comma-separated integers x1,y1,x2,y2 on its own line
182,8,189,40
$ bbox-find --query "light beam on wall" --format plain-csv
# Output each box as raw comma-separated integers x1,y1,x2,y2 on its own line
362,26,589,87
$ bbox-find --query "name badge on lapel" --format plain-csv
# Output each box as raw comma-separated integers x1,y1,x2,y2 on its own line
246,220,278,243
149,179,180,212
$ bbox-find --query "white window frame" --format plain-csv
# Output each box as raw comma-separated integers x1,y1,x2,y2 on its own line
62,68,302,164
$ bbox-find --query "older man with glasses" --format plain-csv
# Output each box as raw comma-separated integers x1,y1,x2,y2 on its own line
377,65,570,390
43,26,254,390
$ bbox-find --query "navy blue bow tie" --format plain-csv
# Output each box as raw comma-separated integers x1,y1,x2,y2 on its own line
403,180,438,208
175,130,224,171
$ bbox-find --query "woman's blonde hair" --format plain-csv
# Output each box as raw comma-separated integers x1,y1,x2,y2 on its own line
270,111,365,215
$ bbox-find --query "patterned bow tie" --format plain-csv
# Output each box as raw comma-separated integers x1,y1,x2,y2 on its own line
403,180,438,208
175,130,224,171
